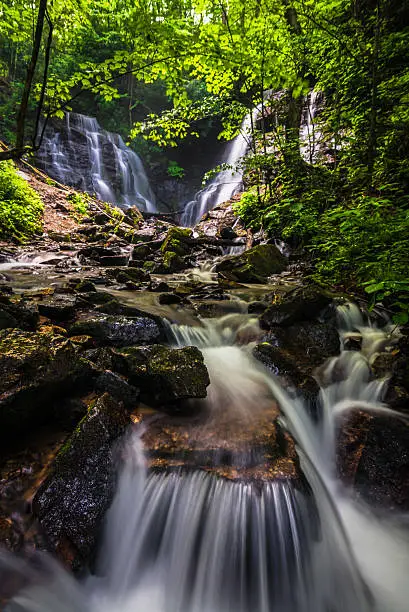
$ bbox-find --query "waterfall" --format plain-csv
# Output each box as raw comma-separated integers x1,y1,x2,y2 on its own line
36,113,156,211
180,112,255,227
2,306,409,611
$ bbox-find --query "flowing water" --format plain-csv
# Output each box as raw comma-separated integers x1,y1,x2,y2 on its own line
180,112,255,227
2,303,409,611
36,113,156,211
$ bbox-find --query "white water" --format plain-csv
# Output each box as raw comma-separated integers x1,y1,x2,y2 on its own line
180,112,255,227
37,113,156,211
2,304,409,611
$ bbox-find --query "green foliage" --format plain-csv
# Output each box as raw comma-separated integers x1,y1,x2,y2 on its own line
167,161,185,179
0,161,43,241
67,191,89,217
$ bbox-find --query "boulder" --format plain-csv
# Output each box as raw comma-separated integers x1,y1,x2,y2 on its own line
114,344,210,405
0,299,39,331
338,414,409,511
95,371,139,409
161,227,192,256
69,314,160,347
260,284,333,328
253,342,320,405
105,266,150,284
215,244,287,283
0,329,94,440
33,394,130,570
38,295,78,322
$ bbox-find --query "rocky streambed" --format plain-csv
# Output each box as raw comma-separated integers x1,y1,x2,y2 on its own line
0,201,409,592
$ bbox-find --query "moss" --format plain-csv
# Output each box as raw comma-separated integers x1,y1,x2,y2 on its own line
216,244,287,283
163,250,184,272
161,227,192,256
0,161,44,241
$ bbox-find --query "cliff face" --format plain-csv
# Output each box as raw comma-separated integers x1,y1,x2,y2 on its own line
35,113,156,211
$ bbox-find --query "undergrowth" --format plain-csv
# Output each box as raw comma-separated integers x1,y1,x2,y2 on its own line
235,165,409,323
0,161,44,242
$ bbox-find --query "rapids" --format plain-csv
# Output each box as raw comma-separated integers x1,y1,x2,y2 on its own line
2,304,409,612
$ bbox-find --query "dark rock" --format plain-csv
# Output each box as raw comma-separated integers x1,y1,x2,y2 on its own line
268,321,340,369
84,347,117,370
219,226,237,240
105,266,150,284
0,329,95,441
94,212,110,225
253,342,320,405
354,416,409,510
95,371,139,409
33,394,130,570
0,300,39,331
150,280,171,293
115,344,210,405
75,280,97,293
215,244,287,283
158,293,182,305
99,255,129,267
70,314,160,347
162,251,186,272
248,301,267,314
372,337,409,413
161,227,192,256
260,284,333,328
77,245,122,264
131,244,152,260
124,206,143,227
38,295,78,322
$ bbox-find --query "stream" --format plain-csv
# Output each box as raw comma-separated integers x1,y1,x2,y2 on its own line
1,254,409,611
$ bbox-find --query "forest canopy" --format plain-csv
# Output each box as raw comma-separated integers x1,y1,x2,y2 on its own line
0,0,409,318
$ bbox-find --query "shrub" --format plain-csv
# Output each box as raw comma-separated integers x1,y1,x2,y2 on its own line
0,161,44,241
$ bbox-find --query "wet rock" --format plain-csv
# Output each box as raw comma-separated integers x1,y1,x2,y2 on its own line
158,293,182,305
33,394,130,570
69,314,160,347
219,226,237,240
150,280,171,293
161,227,192,256
99,255,129,267
354,416,409,511
124,206,143,227
268,321,340,369
162,251,186,273
115,345,210,405
105,266,150,284
131,244,152,260
94,212,110,225
215,244,287,283
260,284,333,328
0,300,39,331
75,280,97,293
77,245,122,264
38,295,78,322
95,371,139,409
248,301,267,314
253,342,320,405
0,329,95,440
372,334,409,413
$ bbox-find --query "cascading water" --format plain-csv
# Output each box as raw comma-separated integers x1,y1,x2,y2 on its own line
36,113,156,211
2,304,409,611
180,112,255,228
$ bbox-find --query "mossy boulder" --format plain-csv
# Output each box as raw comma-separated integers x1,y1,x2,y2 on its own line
162,250,186,272
114,344,210,405
215,244,287,283
105,266,150,284
260,284,333,328
161,227,192,256
0,299,39,331
69,314,160,347
33,393,130,570
0,329,94,440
